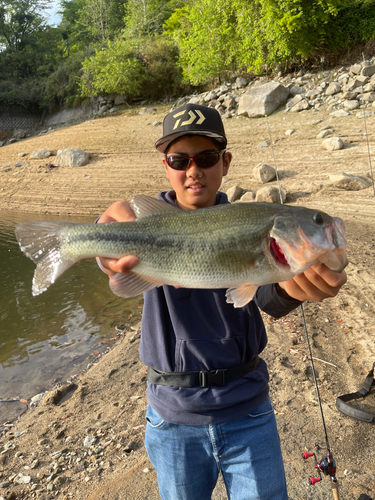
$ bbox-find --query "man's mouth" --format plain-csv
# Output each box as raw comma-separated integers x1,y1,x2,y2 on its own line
187,184,204,191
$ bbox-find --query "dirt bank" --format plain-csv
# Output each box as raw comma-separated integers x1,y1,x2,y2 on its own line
0,102,374,500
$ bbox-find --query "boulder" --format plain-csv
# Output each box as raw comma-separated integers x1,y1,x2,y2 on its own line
343,100,359,110
56,149,90,167
322,137,344,151
239,191,256,202
30,149,52,159
361,64,375,77
139,107,157,115
226,185,245,202
350,63,362,75
255,186,286,204
237,82,290,118
325,82,342,95
329,172,372,190
290,99,310,112
253,163,276,184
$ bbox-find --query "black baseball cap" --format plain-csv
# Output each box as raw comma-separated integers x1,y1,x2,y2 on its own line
155,103,227,153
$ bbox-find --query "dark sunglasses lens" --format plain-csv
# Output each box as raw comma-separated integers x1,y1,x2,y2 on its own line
166,156,190,170
195,152,221,168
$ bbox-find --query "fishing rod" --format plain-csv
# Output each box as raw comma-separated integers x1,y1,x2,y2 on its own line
265,115,340,498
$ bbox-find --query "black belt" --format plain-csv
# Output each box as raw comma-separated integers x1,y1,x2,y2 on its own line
336,361,375,424
147,356,260,388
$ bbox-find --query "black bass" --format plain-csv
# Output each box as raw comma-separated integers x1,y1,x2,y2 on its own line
15,195,347,308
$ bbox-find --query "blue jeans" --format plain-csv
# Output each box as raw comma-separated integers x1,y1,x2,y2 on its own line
145,397,288,500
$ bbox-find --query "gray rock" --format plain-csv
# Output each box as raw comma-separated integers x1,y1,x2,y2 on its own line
188,96,201,105
239,191,256,202
15,473,32,484
18,152,27,157
325,82,342,95
361,64,375,77
253,163,276,184
286,94,303,109
290,99,310,112
350,63,362,74
329,110,350,118
285,129,295,136
343,100,359,110
98,105,110,115
114,95,128,105
226,185,245,202
329,172,371,190
235,77,248,88
322,137,344,151
84,435,96,447
204,90,218,102
358,92,375,101
289,85,306,96
257,140,270,148
237,82,290,118
56,149,90,167
14,162,25,168
317,129,332,139
139,107,157,115
13,129,27,139
357,110,372,118
30,149,52,159
255,186,286,204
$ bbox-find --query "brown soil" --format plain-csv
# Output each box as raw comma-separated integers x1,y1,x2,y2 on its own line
0,103,375,500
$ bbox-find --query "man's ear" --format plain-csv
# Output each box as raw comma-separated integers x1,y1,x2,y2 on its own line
223,151,232,176
162,157,170,179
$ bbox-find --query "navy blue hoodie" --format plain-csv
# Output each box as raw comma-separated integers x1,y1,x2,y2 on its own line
139,190,301,425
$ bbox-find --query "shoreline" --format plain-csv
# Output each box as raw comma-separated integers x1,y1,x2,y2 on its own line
0,106,375,499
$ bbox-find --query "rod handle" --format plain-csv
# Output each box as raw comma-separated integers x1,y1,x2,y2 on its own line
331,480,340,500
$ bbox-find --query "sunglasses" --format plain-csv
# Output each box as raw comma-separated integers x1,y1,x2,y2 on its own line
164,150,225,171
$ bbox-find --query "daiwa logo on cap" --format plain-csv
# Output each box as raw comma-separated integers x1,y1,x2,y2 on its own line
173,109,206,130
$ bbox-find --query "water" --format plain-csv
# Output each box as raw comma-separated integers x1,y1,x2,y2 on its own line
0,210,143,414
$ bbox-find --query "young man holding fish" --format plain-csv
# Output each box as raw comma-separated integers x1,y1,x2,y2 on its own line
94,103,348,499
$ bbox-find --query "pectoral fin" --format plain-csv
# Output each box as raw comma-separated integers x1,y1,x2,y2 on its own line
225,284,259,308
109,272,162,298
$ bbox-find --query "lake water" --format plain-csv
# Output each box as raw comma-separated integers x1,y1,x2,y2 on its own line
0,210,143,417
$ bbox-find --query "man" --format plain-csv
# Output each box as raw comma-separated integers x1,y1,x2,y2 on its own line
97,103,347,499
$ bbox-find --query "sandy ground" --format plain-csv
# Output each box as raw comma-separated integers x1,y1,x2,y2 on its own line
0,102,375,500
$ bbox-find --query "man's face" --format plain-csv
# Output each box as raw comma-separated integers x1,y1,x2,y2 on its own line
162,136,231,210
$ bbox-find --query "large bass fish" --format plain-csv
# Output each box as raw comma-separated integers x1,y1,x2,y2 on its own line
15,195,347,308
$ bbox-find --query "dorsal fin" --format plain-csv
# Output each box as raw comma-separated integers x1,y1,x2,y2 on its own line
130,195,179,219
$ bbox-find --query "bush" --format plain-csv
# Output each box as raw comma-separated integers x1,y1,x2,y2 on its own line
0,78,45,110
79,36,185,100
44,48,96,111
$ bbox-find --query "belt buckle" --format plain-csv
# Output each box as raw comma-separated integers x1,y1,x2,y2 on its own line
199,369,228,388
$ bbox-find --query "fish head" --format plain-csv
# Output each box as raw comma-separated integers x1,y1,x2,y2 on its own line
269,209,348,275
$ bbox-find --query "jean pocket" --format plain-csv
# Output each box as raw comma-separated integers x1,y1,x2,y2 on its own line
145,405,166,428
248,397,274,418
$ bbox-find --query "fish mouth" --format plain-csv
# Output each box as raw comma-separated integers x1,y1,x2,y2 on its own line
270,237,289,268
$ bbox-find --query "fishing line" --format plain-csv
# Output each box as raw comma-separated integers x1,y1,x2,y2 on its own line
362,109,375,198
265,115,284,204
265,115,340,497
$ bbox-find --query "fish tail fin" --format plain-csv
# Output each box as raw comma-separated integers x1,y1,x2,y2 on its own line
15,222,77,296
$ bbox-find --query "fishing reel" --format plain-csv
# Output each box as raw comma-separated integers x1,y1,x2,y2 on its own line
302,451,337,485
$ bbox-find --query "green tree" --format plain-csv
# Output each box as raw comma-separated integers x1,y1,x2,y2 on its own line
0,0,51,51
164,0,239,85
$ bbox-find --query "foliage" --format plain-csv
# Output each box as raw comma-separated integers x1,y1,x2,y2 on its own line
0,0,51,51
79,35,185,99
44,47,95,110
79,39,145,97
123,0,182,38
164,0,239,85
0,77,45,109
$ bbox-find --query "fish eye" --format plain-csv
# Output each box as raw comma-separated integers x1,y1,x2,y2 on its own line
313,212,324,225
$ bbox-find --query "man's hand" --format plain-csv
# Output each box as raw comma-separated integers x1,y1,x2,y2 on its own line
278,264,347,302
97,201,139,277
